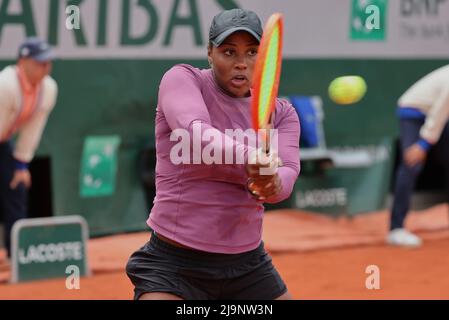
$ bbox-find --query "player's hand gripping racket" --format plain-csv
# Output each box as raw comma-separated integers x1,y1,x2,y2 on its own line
251,13,283,156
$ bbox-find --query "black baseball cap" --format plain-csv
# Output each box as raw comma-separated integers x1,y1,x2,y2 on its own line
18,37,55,62
209,9,263,47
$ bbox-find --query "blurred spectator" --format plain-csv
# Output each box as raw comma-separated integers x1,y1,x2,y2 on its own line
0,38,58,258
388,65,449,247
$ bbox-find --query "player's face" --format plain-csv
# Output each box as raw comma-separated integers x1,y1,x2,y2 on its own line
20,58,52,86
208,31,259,98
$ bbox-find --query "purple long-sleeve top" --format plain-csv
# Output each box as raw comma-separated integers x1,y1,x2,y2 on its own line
147,64,300,253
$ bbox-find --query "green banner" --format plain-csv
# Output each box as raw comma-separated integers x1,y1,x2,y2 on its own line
80,135,121,198
11,216,90,283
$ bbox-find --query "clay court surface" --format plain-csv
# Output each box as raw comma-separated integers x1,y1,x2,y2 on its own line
1,204,449,300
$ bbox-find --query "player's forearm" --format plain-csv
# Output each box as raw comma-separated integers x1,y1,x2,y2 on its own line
0,107,10,141
420,90,449,145
14,111,49,162
264,166,299,204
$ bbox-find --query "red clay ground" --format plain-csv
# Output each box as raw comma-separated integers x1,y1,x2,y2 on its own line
1,204,448,300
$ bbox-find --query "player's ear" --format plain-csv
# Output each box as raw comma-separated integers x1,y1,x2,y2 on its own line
207,42,213,67
207,42,213,53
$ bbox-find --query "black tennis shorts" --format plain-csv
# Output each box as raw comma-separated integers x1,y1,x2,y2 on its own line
126,232,288,300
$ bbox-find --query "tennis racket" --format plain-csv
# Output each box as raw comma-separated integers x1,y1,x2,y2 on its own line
251,13,284,155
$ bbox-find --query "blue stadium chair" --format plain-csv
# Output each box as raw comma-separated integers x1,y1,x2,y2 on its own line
289,96,326,149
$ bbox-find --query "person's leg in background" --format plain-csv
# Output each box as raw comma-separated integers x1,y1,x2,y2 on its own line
388,118,425,246
0,142,28,258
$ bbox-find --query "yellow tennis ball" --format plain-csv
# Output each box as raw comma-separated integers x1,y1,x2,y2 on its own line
328,76,367,105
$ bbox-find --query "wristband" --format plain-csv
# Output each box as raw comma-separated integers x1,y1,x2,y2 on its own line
417,139,432,152
14,158,29,170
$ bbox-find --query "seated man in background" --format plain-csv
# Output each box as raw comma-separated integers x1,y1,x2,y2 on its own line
0,38,58,259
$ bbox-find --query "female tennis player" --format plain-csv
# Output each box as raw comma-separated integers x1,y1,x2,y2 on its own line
126,8,300,300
